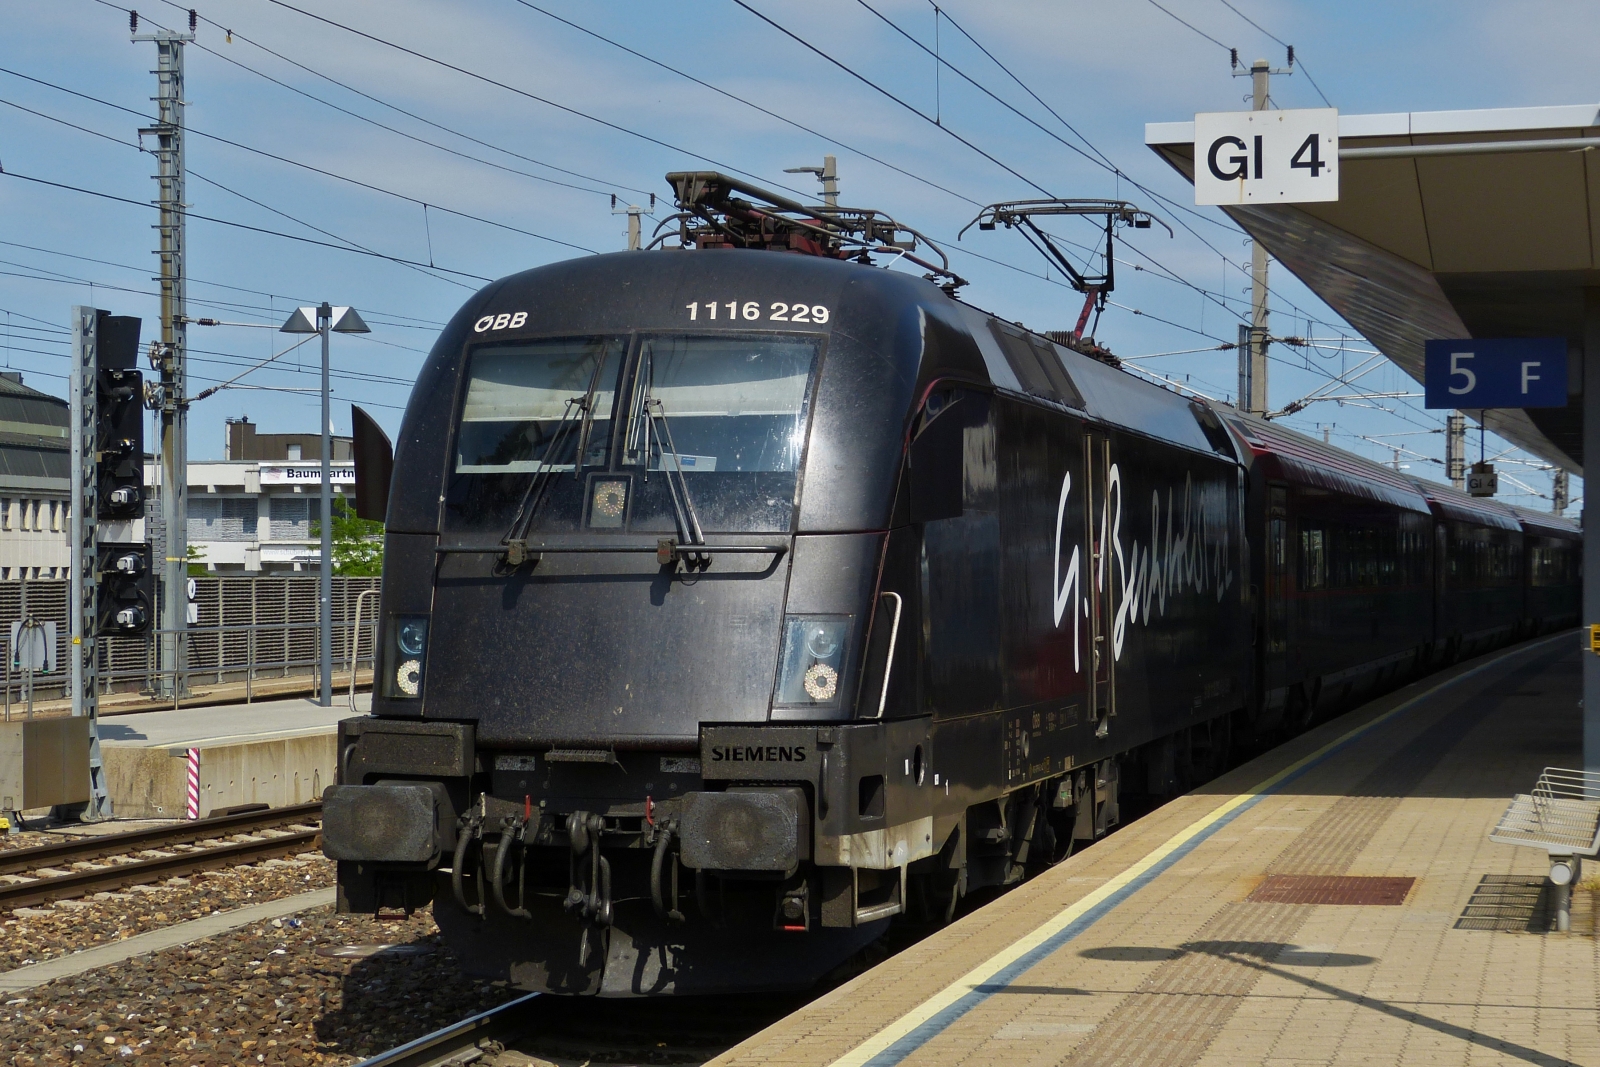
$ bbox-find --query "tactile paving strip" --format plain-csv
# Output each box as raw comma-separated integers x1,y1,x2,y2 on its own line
1246,874,1415,905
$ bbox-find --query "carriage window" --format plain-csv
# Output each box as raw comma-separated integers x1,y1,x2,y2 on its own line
456,337,626,473
1300,527,1326,590
624,335,816,474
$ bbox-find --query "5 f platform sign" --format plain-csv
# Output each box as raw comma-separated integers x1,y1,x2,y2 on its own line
1423,338,1568,409
1193,108,1339,205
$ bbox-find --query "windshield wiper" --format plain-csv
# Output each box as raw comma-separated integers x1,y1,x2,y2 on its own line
636,344,705,557
501,392,589,565
499,347,621,564
646,397,705,548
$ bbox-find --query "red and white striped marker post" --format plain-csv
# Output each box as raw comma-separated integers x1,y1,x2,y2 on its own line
185,748,201,820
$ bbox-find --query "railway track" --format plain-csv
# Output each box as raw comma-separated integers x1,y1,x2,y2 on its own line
352,993,541,1067
353,983,832,1067
0,801,323,910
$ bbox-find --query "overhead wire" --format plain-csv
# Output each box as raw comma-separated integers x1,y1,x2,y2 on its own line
0,65,598,258
2,86,483,293
0,240,445,329
183,36,625,199
1142,0,1236,52
153,0,653,198
252,0,816,201
727,0,1055,197
0,169,499,282
928,3,1120,174
1211,0,1333,107
0,318,419,393
505,0,976,206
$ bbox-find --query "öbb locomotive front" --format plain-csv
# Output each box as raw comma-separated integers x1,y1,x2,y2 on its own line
322,193,1579,996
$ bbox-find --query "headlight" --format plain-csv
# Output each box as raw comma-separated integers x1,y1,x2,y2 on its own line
396,618,428,657
386,615,428,700
774,615,851,708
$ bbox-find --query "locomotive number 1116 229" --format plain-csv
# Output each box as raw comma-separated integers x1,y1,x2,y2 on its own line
685,301,830,324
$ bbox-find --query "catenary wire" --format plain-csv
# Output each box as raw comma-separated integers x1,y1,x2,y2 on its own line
1,87,479,292
0,240,445,328
503,0,976,206
0,170,499,282
0,65,599,257
727,0,1055,197
251,0,816,201
1211,0,1333,107
158,0,655,197
1142,0,1234,53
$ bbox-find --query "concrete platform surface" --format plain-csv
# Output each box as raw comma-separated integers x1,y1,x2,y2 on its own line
97,695,368,819
97,693,369,749
714,633,1598,1067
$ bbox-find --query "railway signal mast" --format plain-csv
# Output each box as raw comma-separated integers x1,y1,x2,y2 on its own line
132,10,194,698
69,309,153,821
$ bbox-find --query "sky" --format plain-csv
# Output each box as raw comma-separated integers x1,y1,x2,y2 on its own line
2,0,1594,509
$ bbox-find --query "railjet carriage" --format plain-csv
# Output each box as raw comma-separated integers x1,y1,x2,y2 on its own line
324,175,1579,996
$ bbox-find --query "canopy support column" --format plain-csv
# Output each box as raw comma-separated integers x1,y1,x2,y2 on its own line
1584,288,1600,776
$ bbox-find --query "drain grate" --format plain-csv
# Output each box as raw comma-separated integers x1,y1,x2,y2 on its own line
1248,875,1415,905
1454,875,1550,932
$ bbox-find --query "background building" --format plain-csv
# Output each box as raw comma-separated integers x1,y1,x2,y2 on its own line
1,409,360,579
226,416,353,464
0,372,70,580
176,417,356,574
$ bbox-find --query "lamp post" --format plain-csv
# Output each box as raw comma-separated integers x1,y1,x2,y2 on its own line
281,304,369,707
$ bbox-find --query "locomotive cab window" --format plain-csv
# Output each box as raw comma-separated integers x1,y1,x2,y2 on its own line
456,337,625,474
624,335,814,475
445,333,820,537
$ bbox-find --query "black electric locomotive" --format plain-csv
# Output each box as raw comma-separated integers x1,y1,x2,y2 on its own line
324,176,1579,997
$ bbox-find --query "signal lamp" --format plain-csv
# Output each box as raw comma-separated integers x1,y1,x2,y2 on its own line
96,542,153,635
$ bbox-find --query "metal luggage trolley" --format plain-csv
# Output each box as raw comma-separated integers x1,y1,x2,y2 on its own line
1489,767,1600,932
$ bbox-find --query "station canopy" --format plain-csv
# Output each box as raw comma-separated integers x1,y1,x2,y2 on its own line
1146,104,1600,474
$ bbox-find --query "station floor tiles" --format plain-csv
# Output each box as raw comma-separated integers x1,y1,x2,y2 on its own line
96,692,370,749
713,633,1597,1067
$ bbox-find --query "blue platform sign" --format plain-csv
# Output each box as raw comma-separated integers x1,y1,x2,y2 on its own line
1423,338,1567,409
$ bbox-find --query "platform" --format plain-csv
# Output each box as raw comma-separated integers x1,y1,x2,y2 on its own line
714,634,1596,1067
99,694,368,818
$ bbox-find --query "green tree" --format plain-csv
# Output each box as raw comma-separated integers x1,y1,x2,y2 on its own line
311,494,385,576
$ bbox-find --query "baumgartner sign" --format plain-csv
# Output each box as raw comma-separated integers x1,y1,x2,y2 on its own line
258,463,355,486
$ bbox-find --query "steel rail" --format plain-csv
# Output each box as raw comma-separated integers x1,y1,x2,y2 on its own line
0,801,323,878
0,828,323,909
352,992,542,1067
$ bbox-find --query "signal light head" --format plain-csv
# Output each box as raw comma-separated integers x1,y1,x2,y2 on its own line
112,605,148,631
108,486,142,510
112,552,145,576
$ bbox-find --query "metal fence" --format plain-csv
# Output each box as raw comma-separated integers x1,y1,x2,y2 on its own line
0,575,380,708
